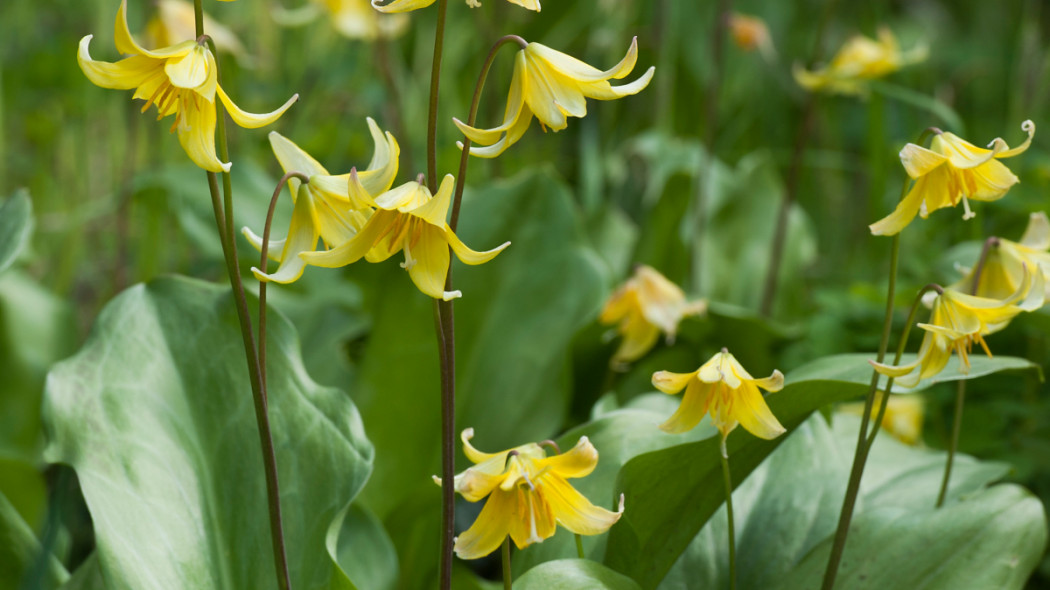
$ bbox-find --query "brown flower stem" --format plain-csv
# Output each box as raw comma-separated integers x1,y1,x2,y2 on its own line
936,380,966,507
502,537,512,590
195,10,291,586
450,34,527,231
720,451,737,590
426,0,449,193
759,0,839,317
258,172,310,394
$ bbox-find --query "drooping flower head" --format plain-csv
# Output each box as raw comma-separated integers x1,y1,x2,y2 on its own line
300,174,509,300
78,0,298,172
839,391,924,446
440,429,623,560
653,350,785,456
794,27,926,95
873,269,1044,387
943,212,1050,303
870,121,1035,236
453,37,655,158
599,265,706,366
142,0,250,63
273,0,409,40
371,0,539,12
242,118,399,284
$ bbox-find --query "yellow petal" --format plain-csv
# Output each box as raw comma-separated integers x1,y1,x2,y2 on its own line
453,52,529,146
612,313,660,363
78,37,163,89
507,0,541,11
411,175,454,227
659,379,714,434
299,210,392,268
407,225,457,300
528,38,638,83
749,369,785,393
445,228,509,266
542,476,622,535
310,188,366,248
935,132,1004,170
1019,212,1050,250
115,0,195,58
216,85,298,129
732,382,786,440
507,487,556,549
251,190,318,283
576,67,655,100
357,117,400,195
869,173,931,236
994,120,1035,159
651,369,697,395
522,53,577,130
461,107,534,159
453,488,515,560
460,428,502,463
375,180,430,212
371,0,436,13
176,94,229,172
241,226,285,262
899,143,947,179
269,132,329,186
165,45,211,93
537,436,598,479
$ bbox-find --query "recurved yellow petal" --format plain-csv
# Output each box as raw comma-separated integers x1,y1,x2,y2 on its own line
371,0,436,12
216,86,298,129
453,488,517,560
538,437,598,479
659,380,713,434
78,37,161,89
733,383,786,440
177,94,229,172
251,189,318,283
651,369,697,394
899,143,947,178
542,477,622,535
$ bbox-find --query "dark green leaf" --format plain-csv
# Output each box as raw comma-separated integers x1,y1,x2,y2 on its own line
0,490,67,590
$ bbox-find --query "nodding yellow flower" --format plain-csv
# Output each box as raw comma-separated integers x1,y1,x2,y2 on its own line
653,350,785,456
870,121,1036,236
729,13,774,59
453,37,654,158
873,269,1044,388
242,118,399,284
599,265,706,366
943,213,1050,304
793,27,926,95
273,0,408,40
839,392,924,446
438,429,623,560
371,0,539,13
300,174,509,300
78,0,298,172
143,0,249,63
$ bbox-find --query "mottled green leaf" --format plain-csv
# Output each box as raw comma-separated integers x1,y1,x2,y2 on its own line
43,276,373,590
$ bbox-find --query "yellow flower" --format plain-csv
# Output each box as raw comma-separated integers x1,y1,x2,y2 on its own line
869,121,1036,236
839,392,924,445
273,0,408,40
371,0,539,13
300,174,509,300
794,27,926,95
599,265,706,366
78,0,298,172
453,38,654,158
242,118,399,284
943,212,1050,304
873,269,1044,387
440,428,623,560
653,350,785,456
142,0,249,63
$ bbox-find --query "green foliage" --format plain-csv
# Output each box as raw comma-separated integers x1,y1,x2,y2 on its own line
515,559,641,590
0,490,68,590
0,190,32,276
42,276,373,590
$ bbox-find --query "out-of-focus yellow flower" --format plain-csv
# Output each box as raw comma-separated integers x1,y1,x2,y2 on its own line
371,0,539,13
839,392,924,445
870,121,1035,236
793,27,926,95
438,428,623,560
143,0,249,63
453,37,654,158
242,118,399,284
943,213,1050,304
274,0,408,40
873,269,1044,387
78,0,297,172
599,265,706,366
729,13,774,59
300,174,509,300
653,350,785,456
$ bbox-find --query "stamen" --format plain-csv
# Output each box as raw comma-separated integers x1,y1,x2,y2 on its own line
961,196,976,220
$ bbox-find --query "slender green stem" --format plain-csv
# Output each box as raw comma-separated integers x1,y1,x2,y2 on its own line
197,22,292,590
937,380,966,507
450,34,527,231
575,534,585,559
720,451,737,590
258,172,310,394
502,537,513,590
821,234,899,590
193,0,203,37
759,0,839,317
426,0,449,193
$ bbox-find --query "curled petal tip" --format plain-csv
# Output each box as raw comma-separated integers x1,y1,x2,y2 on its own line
617,493,625,513
431,475,442,486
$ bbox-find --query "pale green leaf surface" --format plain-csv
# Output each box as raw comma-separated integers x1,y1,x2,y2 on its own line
788,353,1042,393
516,559,641,590
42,276,373,590
0,190,32,276
0,489,68,590
60,554,104,590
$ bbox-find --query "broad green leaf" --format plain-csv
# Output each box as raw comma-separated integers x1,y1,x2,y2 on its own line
43,276,373,590
515,559,641,590
335,505,398,590
660,414,1020,589
788,353,1042,393
602,352,1042,588
60,554,104,590
0,190,32,276
0,489,68,590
